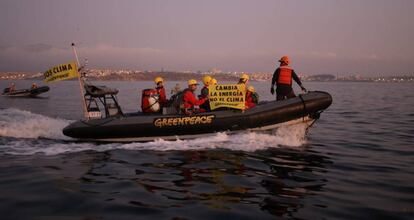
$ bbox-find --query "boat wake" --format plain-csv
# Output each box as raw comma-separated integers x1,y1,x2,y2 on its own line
0,108,71,140
0,108,309,155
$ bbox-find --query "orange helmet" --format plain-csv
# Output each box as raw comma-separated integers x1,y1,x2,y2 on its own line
278,56,290,64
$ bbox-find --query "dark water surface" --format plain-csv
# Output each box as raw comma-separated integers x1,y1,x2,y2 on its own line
0,80,413,219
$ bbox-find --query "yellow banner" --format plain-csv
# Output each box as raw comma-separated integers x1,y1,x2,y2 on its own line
44,61,78,83
209,84,246,110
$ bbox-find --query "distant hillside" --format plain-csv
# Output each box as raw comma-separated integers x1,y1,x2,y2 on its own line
1,70,412,83
85,71,244,82
305,74,336,81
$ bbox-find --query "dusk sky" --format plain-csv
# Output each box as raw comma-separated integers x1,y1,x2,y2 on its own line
0,0,413,76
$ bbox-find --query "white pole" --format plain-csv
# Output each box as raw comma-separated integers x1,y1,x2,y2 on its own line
71,43,89,120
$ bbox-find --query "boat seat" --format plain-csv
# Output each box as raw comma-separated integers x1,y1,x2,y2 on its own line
84,84,119,97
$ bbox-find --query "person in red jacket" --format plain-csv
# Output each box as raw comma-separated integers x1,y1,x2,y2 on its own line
270,56,306,100
154,76,167,106
182,79,208,115
245,86,259,109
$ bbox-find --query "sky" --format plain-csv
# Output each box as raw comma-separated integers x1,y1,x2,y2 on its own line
0,0,413,76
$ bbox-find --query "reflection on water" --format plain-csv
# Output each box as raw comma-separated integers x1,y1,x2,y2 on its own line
2,81,413,219
13,147,330,219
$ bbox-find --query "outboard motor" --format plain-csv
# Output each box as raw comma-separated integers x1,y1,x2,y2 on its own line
141,89,160,113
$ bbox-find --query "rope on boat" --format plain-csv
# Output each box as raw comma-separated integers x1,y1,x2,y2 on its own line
299,92,322,134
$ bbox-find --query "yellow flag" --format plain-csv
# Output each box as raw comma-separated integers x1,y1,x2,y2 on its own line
44,61,78,83
209,84,246,110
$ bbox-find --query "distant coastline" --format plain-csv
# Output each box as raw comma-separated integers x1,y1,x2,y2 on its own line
1,70,413,83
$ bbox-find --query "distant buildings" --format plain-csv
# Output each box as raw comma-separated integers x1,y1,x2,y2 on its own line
301,74,414,82
0,72,42,80
302,74,336,82
0,70,412,82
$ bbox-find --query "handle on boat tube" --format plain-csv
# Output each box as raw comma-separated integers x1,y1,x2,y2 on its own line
298,94,308,121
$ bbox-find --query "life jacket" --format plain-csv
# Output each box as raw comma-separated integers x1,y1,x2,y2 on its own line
182,88,194,110
156,86,167,105
181,88,194,115
277,66,293,85
245,91,259,109
141,89,160,113
182,88,207,115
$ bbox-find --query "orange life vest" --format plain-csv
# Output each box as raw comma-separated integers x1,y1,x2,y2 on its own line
277,66,293,85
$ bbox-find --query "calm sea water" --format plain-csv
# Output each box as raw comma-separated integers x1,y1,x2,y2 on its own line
0,80,413,219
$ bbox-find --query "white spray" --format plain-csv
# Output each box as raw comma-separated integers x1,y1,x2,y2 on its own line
0,108,309,155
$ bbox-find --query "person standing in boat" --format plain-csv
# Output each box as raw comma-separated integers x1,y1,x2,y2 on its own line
245,86,259,109
199,75,212,111
270,56,306,100
31,83,38,89
154,76,167,107
182,79,208,115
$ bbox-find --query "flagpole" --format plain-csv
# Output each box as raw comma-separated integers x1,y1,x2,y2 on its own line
71,43,89,120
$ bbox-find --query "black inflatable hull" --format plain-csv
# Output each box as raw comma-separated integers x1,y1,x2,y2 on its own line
63,91,332,142
2,86,50,97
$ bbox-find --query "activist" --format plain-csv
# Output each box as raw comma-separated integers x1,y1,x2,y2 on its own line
154,76,167,106
31,83,38,89
210,78,218,85
3,82,16,94
199,75,212,111
245,86,259,109
200,75,212,99
238,74,249,85
171,83,181,95
270,56,306,100
8,82,16,93
181,79,208,115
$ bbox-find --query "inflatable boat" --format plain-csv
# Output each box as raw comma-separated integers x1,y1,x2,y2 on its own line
63,84,332,142
2,86,50,97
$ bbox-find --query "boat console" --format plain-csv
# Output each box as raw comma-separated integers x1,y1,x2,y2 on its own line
84,84,123,119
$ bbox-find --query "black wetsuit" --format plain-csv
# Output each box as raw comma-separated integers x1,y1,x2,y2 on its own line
199,86,210,111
